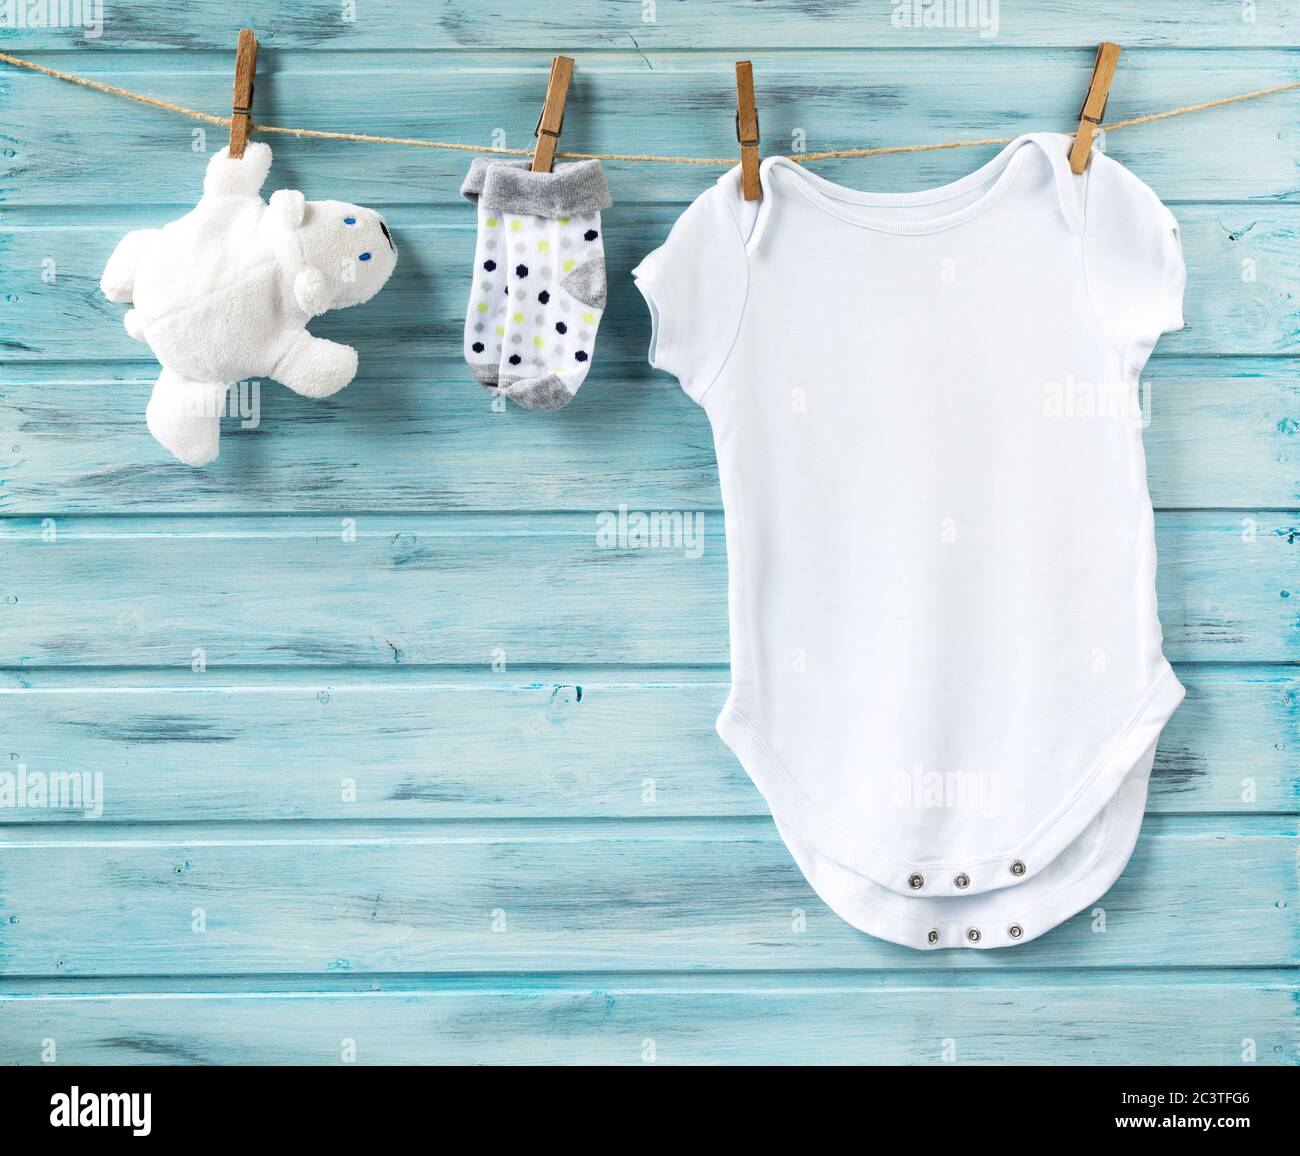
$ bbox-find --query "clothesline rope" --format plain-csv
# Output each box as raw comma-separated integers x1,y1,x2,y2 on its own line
1,49,1297,165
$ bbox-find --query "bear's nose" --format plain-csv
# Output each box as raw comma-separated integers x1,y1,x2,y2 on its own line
379,219,394,250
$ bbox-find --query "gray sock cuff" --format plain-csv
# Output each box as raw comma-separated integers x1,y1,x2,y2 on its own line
480,159,612,218
460,157,531,203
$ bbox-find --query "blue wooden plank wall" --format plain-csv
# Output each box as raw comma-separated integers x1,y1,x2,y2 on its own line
0,2,1297,1065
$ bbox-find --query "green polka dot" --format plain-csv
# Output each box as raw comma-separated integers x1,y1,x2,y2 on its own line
485,216,497,228
476,302,489,313
510,219,523,232
563,259,575,272
558,216,569,224
495,325,505,336
512,311,524,323
538,240,549,252
581,311,595,323
533,336,544,348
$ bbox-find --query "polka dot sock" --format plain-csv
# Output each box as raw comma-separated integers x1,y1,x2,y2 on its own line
479,160,612,410
460,158,530,387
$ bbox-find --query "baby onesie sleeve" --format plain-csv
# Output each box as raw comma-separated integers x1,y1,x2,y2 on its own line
1082,151,1186,371
632,176,750,403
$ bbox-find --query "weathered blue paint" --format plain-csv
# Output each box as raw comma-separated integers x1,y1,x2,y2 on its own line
0,2,1296,1065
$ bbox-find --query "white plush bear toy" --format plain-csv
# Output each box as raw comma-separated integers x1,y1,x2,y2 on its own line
100,142,397,466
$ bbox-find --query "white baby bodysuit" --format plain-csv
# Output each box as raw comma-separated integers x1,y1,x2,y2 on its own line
633,133,1186,949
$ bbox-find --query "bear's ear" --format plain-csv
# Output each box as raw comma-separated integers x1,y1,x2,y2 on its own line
269,189,307,228
293,267,331,315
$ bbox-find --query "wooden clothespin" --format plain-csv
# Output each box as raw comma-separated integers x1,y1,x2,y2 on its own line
735,60,761,201
532,56,574,173
228,28,258,159
1068,42,1121,175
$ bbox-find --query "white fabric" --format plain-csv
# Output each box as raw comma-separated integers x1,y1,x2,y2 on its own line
633,133,1186,949
100,143,397,466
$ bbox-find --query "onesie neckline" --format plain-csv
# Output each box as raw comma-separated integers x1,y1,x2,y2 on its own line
760,133,1038,236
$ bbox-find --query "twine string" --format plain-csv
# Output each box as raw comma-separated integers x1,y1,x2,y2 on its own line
1,49,1297,166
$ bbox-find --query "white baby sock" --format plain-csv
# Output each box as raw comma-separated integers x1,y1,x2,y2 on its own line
460,158,530,388
479,159,611,410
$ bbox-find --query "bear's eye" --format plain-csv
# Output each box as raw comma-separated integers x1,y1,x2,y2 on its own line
359,252,372,261
344,216,357,225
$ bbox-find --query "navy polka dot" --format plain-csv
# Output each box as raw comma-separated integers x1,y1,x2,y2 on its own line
508,354,522,365
483,259,496,271
515,264,529,278
584,229,598,242
555,321,567,335
359,252,372,261
471,342,485,353
575,350,588,362
538,290,550,304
